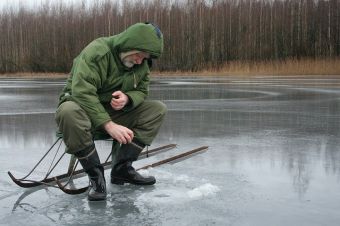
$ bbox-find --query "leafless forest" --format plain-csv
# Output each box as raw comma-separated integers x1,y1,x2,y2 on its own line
0,0,339,73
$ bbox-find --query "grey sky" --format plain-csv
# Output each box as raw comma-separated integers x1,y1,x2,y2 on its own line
0,0,91,10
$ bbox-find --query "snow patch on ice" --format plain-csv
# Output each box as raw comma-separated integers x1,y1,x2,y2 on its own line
135,183,220,207
133,168,220,211
187,183,220,199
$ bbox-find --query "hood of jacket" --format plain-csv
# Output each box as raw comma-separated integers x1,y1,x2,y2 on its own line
113,22,163,59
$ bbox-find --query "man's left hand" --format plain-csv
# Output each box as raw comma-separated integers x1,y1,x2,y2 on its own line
110,91,129,110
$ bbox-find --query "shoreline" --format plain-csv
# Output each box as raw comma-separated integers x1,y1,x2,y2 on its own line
1,72,339,79
1,58,339,79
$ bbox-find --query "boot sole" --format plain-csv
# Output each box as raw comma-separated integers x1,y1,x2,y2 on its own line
111,177,156,186
88,194,107,201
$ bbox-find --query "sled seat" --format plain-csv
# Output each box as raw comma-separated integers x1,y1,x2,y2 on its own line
55,131,113,141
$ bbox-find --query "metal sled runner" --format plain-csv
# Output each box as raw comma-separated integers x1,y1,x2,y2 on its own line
8,133,208,195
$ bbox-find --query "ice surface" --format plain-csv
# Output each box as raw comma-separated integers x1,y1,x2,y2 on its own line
0,76,340,226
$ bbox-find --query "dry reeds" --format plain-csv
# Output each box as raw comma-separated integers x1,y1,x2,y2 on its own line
154,58,340,76
1,58,339,78
217,58,340,76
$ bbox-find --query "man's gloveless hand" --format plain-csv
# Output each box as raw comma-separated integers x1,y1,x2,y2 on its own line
103,121,133,144
110,91,129,110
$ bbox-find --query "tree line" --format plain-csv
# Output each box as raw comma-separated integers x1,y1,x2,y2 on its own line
0,0,339,73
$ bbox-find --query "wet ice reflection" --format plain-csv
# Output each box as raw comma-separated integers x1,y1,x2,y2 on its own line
0,76,340,226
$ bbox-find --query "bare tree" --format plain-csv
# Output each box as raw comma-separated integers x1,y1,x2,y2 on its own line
0,0,339,73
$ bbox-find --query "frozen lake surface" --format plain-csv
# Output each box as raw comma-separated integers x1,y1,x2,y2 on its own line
0,75,340,226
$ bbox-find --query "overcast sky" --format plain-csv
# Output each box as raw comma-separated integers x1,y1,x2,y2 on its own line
0,0,191,11
0,0,91,10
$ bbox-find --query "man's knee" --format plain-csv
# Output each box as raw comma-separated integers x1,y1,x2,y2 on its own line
55,101,91,133
149,100,167,116
55,101,93,153
56,101,83,123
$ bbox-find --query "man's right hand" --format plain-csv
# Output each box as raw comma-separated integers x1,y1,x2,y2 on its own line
103,121,134,144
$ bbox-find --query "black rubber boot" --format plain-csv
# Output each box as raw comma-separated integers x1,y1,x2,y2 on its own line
111,140,156,185
75,144,107,201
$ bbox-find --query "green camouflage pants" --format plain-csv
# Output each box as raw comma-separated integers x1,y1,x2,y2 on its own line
55,100,167,154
